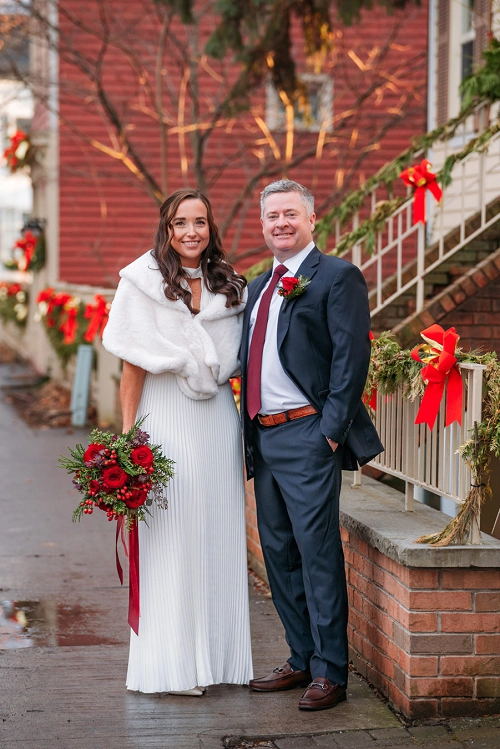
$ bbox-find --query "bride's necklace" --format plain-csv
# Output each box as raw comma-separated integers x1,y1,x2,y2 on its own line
183,266,202,313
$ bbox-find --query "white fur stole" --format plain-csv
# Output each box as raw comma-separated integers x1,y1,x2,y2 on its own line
102,251,246,400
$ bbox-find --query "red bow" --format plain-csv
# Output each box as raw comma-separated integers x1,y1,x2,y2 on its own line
3,131,28,172
411,325,462,430
400,159,443,225
83,294,110,343
15,231,37,271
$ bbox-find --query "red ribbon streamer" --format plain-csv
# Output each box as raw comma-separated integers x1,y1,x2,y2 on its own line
411,324,463,430
400,159,443,225
116,516,140,635
84,294,110,343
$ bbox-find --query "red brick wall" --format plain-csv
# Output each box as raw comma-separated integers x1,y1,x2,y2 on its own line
244,480,500,720
245,479,266,580
343,527,500,719
438,273,500,354
47,0,429,286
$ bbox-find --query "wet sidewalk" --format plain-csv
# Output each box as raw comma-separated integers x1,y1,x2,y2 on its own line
0,360,498,749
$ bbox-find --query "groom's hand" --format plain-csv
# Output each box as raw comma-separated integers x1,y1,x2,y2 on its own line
326,437,338,452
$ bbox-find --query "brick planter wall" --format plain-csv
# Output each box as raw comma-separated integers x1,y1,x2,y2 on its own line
342,526,500,720
244,474,500,720
245,478,268,584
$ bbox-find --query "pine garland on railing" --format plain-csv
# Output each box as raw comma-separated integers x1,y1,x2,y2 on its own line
327,116,500,257
243,37,500,282
314,102,481,251
367,332,500,546
315,36,500,253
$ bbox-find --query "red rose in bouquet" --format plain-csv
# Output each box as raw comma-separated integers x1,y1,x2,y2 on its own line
131,445,154,468
88,479,101,496
84,443,106,463
124,488,148,509
102,466,128,490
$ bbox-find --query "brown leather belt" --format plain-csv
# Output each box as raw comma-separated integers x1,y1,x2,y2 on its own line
257,405,317,427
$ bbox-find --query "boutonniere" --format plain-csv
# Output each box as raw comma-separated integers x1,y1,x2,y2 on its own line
277,275,311,303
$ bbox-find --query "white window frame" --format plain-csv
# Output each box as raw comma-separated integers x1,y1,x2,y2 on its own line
448,0,475,120
265,73,333,133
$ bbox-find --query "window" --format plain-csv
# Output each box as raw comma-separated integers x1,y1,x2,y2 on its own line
16,117,31,133
0,10,30,79
266,74,333,132
460,0,475,82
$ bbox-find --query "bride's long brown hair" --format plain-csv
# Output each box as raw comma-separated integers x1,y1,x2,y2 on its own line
152,188,246,313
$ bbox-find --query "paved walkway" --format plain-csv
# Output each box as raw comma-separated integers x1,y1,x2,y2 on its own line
0,360,498,749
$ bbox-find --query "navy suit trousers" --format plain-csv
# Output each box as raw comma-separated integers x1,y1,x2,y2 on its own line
253,413,349,688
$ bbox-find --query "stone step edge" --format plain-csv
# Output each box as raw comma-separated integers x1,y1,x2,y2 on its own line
339,473,500,569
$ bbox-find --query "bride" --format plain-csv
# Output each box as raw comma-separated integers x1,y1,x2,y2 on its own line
103,188,253,695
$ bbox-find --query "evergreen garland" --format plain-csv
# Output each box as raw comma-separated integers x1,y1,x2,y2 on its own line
243,36,500,281
368,333,500,546
0,284,29,328
460,37,500,110
38,299,89,367
323,115,500,257
29,234,46,273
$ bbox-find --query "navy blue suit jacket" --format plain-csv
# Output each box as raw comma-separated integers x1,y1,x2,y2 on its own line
241,247,384,479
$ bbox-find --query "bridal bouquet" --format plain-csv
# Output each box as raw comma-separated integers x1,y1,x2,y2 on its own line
60,418,175,526
60,419,174,635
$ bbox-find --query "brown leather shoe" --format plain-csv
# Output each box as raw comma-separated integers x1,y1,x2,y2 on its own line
298,677,347,710
249,663,311,692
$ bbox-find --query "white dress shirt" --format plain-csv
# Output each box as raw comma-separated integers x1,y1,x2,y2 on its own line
249,241,315,414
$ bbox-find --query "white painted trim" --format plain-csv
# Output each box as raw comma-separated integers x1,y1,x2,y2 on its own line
46,0,60,286
52,281,116,301
428,0,438,133
448,0,475,120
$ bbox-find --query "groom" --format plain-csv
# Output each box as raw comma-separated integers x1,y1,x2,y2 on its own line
241,179,383,711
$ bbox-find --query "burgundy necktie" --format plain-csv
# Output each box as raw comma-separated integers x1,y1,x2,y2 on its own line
246,264,288,419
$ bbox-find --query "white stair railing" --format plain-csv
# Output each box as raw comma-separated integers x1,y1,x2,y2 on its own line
337,105,500,317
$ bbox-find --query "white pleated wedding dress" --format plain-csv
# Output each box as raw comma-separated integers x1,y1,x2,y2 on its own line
125,269,253,693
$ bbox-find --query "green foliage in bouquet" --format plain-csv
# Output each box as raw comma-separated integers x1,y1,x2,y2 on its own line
60,417,175,529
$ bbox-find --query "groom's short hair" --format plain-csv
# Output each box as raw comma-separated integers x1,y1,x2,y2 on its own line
260,180,315,218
